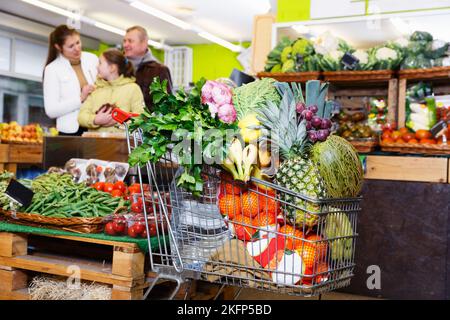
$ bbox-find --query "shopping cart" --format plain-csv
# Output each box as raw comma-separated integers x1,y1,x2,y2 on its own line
112,108,362,300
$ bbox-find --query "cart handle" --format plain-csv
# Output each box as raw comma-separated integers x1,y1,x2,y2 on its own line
111,108,139,124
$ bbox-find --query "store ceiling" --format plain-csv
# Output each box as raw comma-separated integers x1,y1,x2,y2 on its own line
0,0,273,46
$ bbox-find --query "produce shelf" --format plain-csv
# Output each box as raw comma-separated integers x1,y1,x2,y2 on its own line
398,66,450,80
323,70,394,83
257,71,321,82
0,143,43,174
0,231,147,300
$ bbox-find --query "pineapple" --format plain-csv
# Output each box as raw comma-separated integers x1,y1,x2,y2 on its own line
257,81,333,228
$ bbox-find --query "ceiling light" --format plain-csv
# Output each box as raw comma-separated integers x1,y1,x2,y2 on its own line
198,32,243,52
22,0,80,20
20,0,171,50
390,17,411,35
292,24,310,34
127,0,191,30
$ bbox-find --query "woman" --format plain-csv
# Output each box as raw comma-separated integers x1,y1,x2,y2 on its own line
43,25,98,136
78,49,144,133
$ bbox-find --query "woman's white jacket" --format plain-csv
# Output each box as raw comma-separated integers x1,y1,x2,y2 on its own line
43,52,98,133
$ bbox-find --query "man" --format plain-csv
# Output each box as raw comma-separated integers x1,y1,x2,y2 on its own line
123,26,173,110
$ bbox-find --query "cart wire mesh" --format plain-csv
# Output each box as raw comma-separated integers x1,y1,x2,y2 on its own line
125,126,361,298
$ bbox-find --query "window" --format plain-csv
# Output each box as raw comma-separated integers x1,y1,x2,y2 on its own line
0,36,11,71
14,39,47,78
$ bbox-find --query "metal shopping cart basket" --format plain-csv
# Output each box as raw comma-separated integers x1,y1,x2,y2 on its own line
113,108,362,300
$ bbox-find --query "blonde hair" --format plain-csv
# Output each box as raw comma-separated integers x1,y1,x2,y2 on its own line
126,26,149,42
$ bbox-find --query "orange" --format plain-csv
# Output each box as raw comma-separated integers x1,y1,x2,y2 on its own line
391,130,402,141
279,224,304,250
408,138,419,144
218,194,241,219
382,137,394,144
396,138,406,144
415,129,432,140
252,211,276,227
295,235,328,269
402,132,415,142
241,192,260,218
399,127,409,135
381,131,391,140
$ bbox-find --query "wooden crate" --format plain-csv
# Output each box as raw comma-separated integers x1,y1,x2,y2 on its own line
323,70,394,82
0,232,146,300
257,71,321,82
397,67,450,128
0,143,43,174
328,78,398,124
364,155,448,183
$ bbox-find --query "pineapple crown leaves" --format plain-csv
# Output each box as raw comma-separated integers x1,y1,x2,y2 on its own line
305,80,333,120
256,82,311,159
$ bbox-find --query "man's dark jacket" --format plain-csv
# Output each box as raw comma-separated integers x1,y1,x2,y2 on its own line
135,61,173,110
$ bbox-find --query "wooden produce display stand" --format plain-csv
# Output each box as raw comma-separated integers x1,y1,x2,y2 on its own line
257,71,321,82
0,143,43,174
0,231,147,300
397,66,450,128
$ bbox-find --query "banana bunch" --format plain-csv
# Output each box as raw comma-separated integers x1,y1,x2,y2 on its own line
324,211,355,261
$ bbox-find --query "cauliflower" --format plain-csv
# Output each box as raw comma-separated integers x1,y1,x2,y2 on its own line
375,47,398,60
394,37,409,48
353,49,369,64
329,50,344,61
314,31,339,56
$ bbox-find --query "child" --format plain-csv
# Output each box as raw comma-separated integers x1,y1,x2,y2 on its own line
78,49,144,133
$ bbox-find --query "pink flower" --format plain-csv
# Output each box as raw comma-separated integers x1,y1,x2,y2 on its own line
217,103,237,124
211,82,232,106
201,80,215,104
207,102,218,118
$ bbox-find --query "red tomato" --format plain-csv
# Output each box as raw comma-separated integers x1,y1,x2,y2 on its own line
113,181,127,192
104,222,116,236
93,182,104,191
96,165,103,174
123,195,131,201
133,222,145,235
104,183,115,193
129,184,141,194
128,186,140,195
111,190,123,198
112,217,127,234
131,202,143,213
127,225,139,238
141,229,148,238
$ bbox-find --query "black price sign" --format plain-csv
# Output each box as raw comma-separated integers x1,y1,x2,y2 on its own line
4,179,34,208
341,52,359,70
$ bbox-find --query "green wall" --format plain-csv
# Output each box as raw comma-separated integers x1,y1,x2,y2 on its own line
277,0,311,22
188,42,250,82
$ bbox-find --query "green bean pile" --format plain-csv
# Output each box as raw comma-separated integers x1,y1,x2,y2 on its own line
31,173,76,194
0,171,15,210
24,183,129,218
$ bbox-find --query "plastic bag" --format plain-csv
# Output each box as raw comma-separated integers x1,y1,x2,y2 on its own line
405,83,437,132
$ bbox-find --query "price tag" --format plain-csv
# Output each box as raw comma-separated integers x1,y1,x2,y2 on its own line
342,52,359,70
4,179,34,208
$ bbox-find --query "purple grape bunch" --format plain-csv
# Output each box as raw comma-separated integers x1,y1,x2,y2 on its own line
296,102,332,143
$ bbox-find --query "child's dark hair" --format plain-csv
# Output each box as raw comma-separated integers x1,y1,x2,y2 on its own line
102,49,135,78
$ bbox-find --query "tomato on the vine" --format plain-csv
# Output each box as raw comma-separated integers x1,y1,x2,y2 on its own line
114,181,127,192
111,189,123,198
104,183,115,193
93,182,104,191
